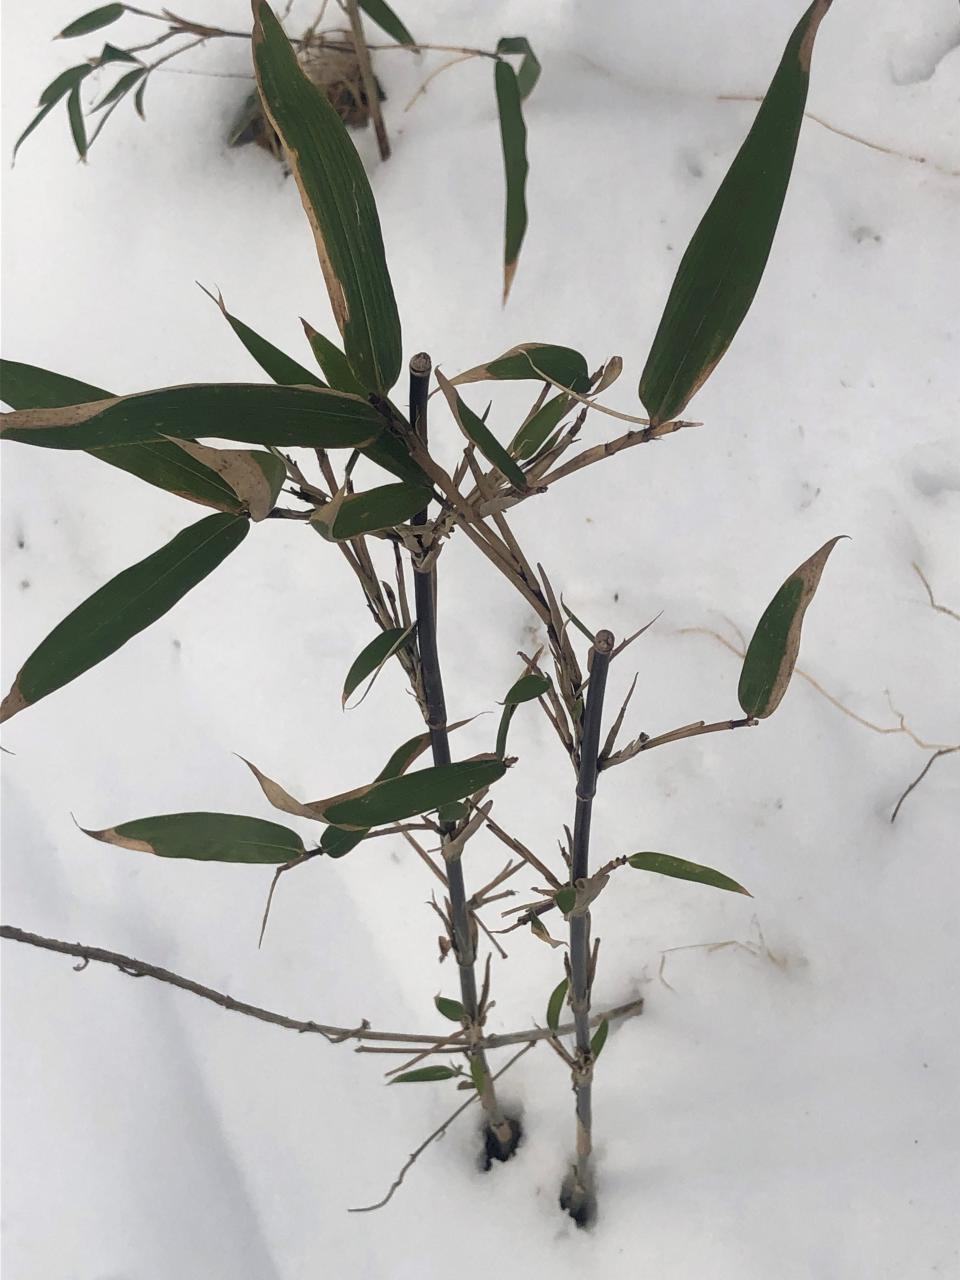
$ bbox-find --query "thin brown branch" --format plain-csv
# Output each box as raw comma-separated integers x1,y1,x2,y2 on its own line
890,747,959,824
345,0,390,160
913,562,960,623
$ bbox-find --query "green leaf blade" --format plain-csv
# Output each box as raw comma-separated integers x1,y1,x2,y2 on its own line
57,4,125,39
323,758,508,830
496,670,550,757
738,536,844,719
590,1018,609,1060
391,1066,459,1084
495,57,530,304
546,977,568,1032
628,852,751,896
312,483,432,542
83,812,306,863
451,343,589,393
341,626,410,707
201,288,324,387
358,0,415,47
1,512,249,722
434,996,465,1023
639,0,834,425
251,0,402,395
495,37,541,101
435,371,527,491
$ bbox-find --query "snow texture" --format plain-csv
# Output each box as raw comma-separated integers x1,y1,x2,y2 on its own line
2,1,959,1275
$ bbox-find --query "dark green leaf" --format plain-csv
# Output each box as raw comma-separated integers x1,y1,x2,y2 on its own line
12,101,58,162
311,482,432,542
628,852,752,896
341,626,411,707
509,391,572,460
1,383,384,451
252,0,402,394
639,0,834,424
554,887,576,915
134,76,147,119
83,812,306,863
40,65,92,106
495,56,529,303
358,0,415,48
451,343,589,394
0,512,248,722
561,597,595,644
738,536,844,719
437,801,467,824
435,995,465,1023
200,287,324,386
67,86,87,160
391,1066,459,1084
301,319,364,394
546,976,568,1032
496,36,541,100
57,4,125,39
590,1018,609,1060
0,359,282,517
92,67,146,111
496,670,550,756
469,1056,486,1093
435,370,527,491
323,757,508,830
95,43,141,65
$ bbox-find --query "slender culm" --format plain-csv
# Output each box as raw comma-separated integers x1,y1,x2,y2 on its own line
562,628,614,1224
409,353,519,1162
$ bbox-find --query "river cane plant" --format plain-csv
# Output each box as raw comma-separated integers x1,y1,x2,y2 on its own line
2,0,841,1224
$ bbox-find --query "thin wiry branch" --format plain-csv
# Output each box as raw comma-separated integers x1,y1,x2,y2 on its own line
890,747,959,824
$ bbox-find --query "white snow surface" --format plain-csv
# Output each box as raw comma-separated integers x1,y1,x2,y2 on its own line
2,1,959,1275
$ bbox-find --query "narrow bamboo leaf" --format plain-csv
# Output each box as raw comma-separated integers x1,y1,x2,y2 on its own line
40,65,92,106
341,626,411,707
83,812,306,863
546,977,568,1032
496,36,541,100
496,671,550,757
435,370,527,491
451,344,589,393
639,0,834,425
358,0,415,47
67,86,87,160
199,287,324,387
300,319,364,395
323,757,508,830
391,1066,459,1084
1,383,384,451
627,852,752,896
495,57,529,304
252,0,402,395
738,535,844,719
134,77,147,119
561,597,595,644
0,359,284,516
1,513,248,723
92,67,146,111
95,43,141,66
57,4,125,38
469,1056,486,1093
554,887,576,915
509,391,571,460
312,483,432,542
435,995,465,1023
13,101,58,161
590,1018,609,1060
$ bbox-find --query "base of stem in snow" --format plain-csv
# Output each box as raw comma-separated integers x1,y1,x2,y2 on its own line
481,1115,523,1169
560,1166,597,1228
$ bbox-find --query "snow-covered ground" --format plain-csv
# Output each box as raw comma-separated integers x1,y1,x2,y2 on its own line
2,1,958,1275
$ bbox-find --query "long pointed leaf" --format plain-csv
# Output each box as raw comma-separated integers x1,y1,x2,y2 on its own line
358,0,415,47
450,343,589,393
83,812,306,863
628,852,751,896
200,287,324,387
57,4,125,38
1,513,248,722
1,383,384,450
251,0,402,395
311,482,432,541
495,56,530,304
639,0,834,424
323,758,507,830
435,371,527,491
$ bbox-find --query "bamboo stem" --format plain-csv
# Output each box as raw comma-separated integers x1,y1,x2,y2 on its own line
562,629,614,1224
408,354,518,1161
344,0,390,161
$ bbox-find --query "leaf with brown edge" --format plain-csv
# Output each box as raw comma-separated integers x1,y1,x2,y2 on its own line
639,0,834,425
172,440,285,521
199,286,324,387
1,513,249,723
311,483,432,542
251,0,402,395
738,535,845,719
435,370,527,491
82,812,307,863
450,343,590,394
341,625,413,707
494,55,530,304
1,383,384,451
628,852,752,896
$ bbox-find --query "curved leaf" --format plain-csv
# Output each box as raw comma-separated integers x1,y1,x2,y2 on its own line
495,56,529,304
546,977,568,1033
496,670,550,757
67,86,87,160
341,625,412,707
92,67,146,112
300,318,364,395
251,0,402,395
200,287,324,387
323,757,508,830
510,391,572,460
435,371,527,491
1,383,384,450
57,4,124,38
434,995,465,1023
738,536,844,719
391,1066,459,1084
0,512,248,723
496,36,541,101
83,812,306,863
590,1018,609,1060
451,343,590,393
628,852,751,896
358,0,415,47
639,0,834,425
312,482,432,542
